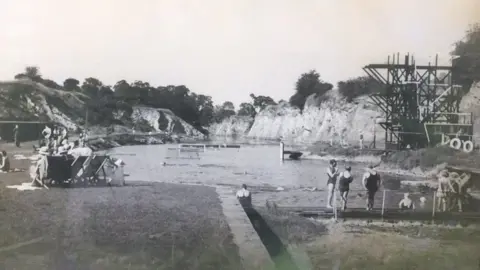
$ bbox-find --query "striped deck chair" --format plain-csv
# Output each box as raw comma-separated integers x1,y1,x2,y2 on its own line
71,154,95,186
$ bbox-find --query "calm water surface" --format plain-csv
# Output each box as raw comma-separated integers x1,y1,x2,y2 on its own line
105,143,434,209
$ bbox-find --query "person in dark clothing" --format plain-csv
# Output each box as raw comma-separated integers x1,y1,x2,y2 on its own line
338,166,354,211
398,193,415,210
13,125,20,147
362,165,381,210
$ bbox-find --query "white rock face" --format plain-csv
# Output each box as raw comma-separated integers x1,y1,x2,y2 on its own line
131,106,204,137
249,90,384,144
208,116,254,137
211,90,384,144
459,81,480,142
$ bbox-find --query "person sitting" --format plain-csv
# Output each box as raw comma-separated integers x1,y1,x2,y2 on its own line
56,139,71,155
0,150,11,173
67,140,93,158
398,193,415,210
236,184,252,208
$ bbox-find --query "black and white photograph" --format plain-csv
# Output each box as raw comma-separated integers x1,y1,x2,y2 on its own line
1,0,480,269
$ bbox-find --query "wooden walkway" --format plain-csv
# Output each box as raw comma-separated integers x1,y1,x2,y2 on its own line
276,206,480,222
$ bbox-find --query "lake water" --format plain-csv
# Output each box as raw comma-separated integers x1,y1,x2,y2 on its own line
107,143,434,210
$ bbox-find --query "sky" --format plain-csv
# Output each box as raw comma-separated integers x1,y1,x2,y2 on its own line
1,0,479,106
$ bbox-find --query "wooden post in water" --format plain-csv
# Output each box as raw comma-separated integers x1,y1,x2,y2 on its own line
432,191,437,219
333,191,338,221
280,142,284,162
381,190,386,218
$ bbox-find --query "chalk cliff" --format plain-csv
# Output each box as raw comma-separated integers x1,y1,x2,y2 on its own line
0,79,203,139
209,90,384,145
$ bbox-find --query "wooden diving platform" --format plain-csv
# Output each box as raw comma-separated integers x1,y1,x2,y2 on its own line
178,143,241,149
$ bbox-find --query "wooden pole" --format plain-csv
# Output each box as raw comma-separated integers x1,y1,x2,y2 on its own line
432,191,437,219
381,190,386,218
280,142,284,162
333,191,337,221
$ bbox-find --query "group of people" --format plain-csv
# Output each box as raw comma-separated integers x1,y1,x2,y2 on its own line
326,159,382,211
39,125,90,157
436,169,471,212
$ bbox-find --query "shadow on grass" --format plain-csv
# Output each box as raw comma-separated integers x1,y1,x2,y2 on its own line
243,205,299,270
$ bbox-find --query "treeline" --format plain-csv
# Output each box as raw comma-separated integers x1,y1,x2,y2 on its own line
12,67,281,132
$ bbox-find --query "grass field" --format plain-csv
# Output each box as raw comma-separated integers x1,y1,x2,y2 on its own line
0,150,242,270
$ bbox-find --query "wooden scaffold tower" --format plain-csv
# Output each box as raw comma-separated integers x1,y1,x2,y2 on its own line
363,53,473,150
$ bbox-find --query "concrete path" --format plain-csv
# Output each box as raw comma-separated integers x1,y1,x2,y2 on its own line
216,186,276,270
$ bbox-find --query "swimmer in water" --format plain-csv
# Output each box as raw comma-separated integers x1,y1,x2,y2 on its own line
398,193,415,210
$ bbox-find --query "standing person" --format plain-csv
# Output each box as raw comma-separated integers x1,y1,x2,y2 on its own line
359,133,364,149
362,165,381,210
13,125,20,147
436,170,453,212
338,166,354,211
42,125,52,146
326,159,339,208
61,127,68,140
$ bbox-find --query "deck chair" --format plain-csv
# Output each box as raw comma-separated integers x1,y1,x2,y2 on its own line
70,154,95,186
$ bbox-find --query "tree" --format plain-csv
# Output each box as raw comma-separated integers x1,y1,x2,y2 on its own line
213,102,236,123
113,80,133,100
237,102,256,117
338,76,384,102
81,77,103,97
451,23,480,89
222,101,235,111
24,66,42,81
63,78,80,91
249,94,277,112
290,70,333,110
14,66,42,82
42,79,62,89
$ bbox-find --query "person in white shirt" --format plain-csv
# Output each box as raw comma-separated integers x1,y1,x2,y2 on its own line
236,184,252,208
42,125,52,145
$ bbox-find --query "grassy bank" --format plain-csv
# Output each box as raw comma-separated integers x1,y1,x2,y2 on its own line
308,142,480,176
0,157,242,270
306,222,480,270
258,207,480,270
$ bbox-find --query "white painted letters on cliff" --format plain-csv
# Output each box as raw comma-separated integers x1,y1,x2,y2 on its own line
440,134,474,153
